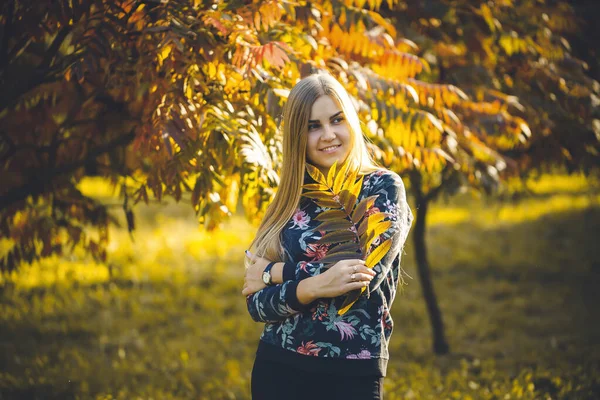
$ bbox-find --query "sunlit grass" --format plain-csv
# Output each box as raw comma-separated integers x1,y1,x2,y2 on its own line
1,173,599,399
521,172,595,195
77,176,120,198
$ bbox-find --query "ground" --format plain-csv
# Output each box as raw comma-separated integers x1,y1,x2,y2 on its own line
0,174,599,399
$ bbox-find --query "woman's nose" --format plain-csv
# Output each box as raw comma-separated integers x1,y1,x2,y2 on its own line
322,123,336,140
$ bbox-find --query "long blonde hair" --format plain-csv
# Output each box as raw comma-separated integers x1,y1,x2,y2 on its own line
250,73,380,261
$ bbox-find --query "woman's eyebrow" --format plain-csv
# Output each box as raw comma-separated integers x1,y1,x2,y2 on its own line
308,111,344,124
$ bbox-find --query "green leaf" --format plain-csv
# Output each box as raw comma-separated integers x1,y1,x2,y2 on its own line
319,230,356,244
365,238,392,268
352,195,378,224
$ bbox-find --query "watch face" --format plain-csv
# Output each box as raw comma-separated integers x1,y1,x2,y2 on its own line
262,272,270,285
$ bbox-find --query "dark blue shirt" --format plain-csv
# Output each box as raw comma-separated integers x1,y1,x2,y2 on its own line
246,169,413,377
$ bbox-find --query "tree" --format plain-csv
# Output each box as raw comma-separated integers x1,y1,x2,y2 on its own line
1,0,561,354
370,0,600,353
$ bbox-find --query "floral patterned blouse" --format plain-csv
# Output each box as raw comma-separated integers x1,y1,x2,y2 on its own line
246,169,413,377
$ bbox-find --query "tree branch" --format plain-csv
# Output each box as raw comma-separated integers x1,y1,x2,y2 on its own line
0,130,136,210
0,0,15,70
38,25,72,72
424,163,455,202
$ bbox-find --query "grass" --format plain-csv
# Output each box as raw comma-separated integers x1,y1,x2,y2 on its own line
1,174,599,399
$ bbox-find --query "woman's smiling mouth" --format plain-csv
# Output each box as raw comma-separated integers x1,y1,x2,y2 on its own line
320,144,341,153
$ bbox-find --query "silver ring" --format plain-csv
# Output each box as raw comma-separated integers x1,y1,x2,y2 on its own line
353,265,358,273
350,273,356,282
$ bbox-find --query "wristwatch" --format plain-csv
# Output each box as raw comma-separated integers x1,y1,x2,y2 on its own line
262,262,276,286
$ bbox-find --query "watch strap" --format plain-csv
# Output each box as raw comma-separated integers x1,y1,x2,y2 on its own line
263,262,276,286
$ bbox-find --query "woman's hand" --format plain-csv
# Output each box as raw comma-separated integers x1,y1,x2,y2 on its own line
312,259,375,298
242,251,271,296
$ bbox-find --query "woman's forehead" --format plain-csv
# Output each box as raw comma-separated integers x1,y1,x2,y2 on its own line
309,95,342,120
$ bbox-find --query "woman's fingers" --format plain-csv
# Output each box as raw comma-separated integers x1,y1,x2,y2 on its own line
350,272,375,282
362,266,376,277
245,250,256,263
346,263,375,277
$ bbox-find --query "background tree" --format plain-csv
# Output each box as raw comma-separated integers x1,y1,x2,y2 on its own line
4,0,596,355
387,0,600,173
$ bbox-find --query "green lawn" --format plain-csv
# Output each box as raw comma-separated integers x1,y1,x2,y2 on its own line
1,174,599,399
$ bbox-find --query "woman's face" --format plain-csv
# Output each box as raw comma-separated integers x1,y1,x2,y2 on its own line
305,95,352,175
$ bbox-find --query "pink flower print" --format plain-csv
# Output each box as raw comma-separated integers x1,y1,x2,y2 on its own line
297,341,321,356
346,349,372,359
305,243,329,261
334,320,357,341
299,261,309,274
311,301,329,321
291,209,310,229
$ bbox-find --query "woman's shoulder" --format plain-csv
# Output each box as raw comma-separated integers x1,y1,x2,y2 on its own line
363,168,405,192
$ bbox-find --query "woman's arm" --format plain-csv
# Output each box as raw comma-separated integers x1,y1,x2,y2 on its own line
245,278,319,323
242,252,295,297
245,259,374,323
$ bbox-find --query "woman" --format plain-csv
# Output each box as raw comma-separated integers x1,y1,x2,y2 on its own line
242,73,413,399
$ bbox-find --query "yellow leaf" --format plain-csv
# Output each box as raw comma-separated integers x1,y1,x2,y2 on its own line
304,183,329,191
365,238,392,268
358,213,386,236
365,221,391,250
333,162,348,194
337,293,360,315
160,43,171,61
326,160,338,187
306,164,327,185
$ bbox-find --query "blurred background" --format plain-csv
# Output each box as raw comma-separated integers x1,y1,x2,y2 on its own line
1,0,599,399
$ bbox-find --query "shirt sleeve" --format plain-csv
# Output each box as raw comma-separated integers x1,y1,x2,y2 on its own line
282,261,296,281
367,172,413,293
283,260,325,281
245,280,316,323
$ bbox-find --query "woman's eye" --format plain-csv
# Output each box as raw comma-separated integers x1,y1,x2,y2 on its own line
308,124,320,131
332,117,345,124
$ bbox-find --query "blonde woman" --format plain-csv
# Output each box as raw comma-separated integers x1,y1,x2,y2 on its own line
242,73,413,399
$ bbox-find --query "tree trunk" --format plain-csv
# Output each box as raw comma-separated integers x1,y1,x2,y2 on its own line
412,180,450,354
